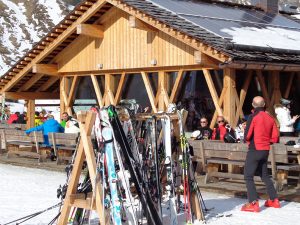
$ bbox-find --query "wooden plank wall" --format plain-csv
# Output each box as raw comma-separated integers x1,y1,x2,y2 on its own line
55,8,196,72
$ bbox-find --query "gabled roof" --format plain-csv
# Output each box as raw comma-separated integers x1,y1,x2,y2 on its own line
1,0,300,93
129,0,300,63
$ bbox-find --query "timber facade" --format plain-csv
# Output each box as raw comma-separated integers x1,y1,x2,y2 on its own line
0,0,300,129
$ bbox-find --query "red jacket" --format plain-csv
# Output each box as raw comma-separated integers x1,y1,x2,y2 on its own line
7,114,18,124
245,108,279,150
212,124,227,141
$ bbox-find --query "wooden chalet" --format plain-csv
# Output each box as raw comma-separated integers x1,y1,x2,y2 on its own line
0,0,300,129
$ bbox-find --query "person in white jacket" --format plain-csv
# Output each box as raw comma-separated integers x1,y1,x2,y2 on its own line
275,98,299,136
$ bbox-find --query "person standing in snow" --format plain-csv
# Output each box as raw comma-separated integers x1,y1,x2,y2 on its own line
275,98,299,136
242,96,280,212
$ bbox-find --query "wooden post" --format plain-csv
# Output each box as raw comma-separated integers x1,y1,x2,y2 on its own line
284,72,295,99
234,70,252,126
141,72,158,113
169,70,184,103
270,71,281,105
203,69,223,117
223,69,236,173
104,74,116,106
60,77,66,119
158,71,168,111
26,100,35,129
223,68,236,126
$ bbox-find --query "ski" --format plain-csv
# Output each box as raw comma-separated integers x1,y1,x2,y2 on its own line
102,111,122,225
107,105,163,225
162,115,178,225
177,110,192,224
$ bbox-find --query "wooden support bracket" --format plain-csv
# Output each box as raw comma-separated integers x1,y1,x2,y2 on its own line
129,16,158,32
77,24,104,38
32,64,58,76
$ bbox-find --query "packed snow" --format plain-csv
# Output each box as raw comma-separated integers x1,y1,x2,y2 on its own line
1,163,300,225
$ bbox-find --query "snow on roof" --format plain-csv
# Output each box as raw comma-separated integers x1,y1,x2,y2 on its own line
148,0,300,51
221,26,300,51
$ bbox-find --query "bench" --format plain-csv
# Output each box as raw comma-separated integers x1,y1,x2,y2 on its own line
190,140,300,191
0,123,27,152
48,132,79,164
279,136,299,144
3,129,49,162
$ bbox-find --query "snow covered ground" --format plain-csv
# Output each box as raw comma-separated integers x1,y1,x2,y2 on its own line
1,163,300,225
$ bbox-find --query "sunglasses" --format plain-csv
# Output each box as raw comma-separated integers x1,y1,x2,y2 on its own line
217,120,224,123
200,121,207,123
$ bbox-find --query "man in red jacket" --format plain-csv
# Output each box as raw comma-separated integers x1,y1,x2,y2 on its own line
241,96,280,212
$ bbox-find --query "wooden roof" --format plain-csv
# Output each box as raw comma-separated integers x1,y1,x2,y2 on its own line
1,0,300,94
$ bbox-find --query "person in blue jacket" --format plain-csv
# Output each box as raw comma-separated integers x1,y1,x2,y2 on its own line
25,115,64,146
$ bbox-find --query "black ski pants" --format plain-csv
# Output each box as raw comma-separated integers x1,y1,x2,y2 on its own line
244,149,277,203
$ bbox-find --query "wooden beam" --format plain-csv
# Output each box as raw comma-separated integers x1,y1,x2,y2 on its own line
32,64,58,76
114,73,126,104
158,71,168,111
256,70,271,110
203,69,223,117
1,0,108,92
18,74,44,92
26,100,35,129
223,68,236,126
141,72,158,113
91,74,104,108
104,74,116,106
234,70,252,126
129,16,157,32
170,70,184,103
37,77,59,91
270,71,281,105
61,77,69,107
67,76,79,107
194,51,218,65
284,72,295,99
5,92,59,100
58,111,107,225
210,87,227,129
76,24,104,38
60,78,66,118
78,112,106,224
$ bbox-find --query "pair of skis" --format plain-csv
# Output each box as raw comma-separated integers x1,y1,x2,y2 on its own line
93,108,138,225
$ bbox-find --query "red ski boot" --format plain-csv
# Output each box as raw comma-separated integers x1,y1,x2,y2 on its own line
264,198,281,208
241,201,260,212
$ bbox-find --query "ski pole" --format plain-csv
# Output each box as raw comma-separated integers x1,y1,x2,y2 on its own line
1,202,62,225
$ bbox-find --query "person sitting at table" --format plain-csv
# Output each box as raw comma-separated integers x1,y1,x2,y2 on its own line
275,98,299,136
212,116,235,142
194,117,212,140
235,118,247,143
25,115,64,146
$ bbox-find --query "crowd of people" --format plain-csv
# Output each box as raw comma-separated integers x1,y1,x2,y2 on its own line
191,97,300,143
190,96,300,212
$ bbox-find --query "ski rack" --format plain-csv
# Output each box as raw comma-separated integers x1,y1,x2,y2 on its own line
129,111,204,221
134,112,179,120
57,111,109,225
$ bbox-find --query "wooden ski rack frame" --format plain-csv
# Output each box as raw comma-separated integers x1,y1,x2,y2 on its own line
58,111,109,225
